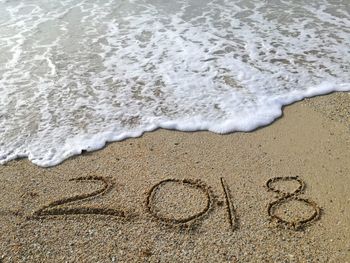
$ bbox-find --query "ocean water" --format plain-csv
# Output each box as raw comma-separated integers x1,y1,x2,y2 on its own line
0,0,349,167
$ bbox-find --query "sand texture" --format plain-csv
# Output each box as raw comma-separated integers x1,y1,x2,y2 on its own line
0,93,349,262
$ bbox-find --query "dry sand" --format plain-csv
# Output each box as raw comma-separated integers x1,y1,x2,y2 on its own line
0,92,349,262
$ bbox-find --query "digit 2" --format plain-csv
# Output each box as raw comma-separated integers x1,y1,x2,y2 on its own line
31,176,125,218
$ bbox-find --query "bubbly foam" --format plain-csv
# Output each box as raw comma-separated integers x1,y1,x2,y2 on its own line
0,0,349,166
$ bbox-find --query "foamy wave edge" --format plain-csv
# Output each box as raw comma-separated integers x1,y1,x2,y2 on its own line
1,82,348,167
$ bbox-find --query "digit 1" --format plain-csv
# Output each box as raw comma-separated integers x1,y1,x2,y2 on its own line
220,177,238,232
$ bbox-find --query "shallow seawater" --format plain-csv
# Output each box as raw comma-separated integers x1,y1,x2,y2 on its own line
0,0,349,166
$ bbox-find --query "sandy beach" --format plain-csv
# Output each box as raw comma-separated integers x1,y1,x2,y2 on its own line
0,92,349,262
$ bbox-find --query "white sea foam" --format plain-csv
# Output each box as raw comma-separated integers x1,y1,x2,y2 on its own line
0,0,349,166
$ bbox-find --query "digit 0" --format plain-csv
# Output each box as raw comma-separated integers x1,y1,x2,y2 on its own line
146,179,214,225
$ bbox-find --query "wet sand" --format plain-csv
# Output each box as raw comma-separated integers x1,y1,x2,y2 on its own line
0,92,349,262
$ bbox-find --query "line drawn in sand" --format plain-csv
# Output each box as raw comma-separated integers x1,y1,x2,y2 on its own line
266,176,321,230
220,177,239,232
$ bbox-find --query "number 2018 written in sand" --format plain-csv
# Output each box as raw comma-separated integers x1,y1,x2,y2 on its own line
29,176,321,231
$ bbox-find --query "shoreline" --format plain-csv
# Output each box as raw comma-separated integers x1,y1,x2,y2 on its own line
0,92,349,262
